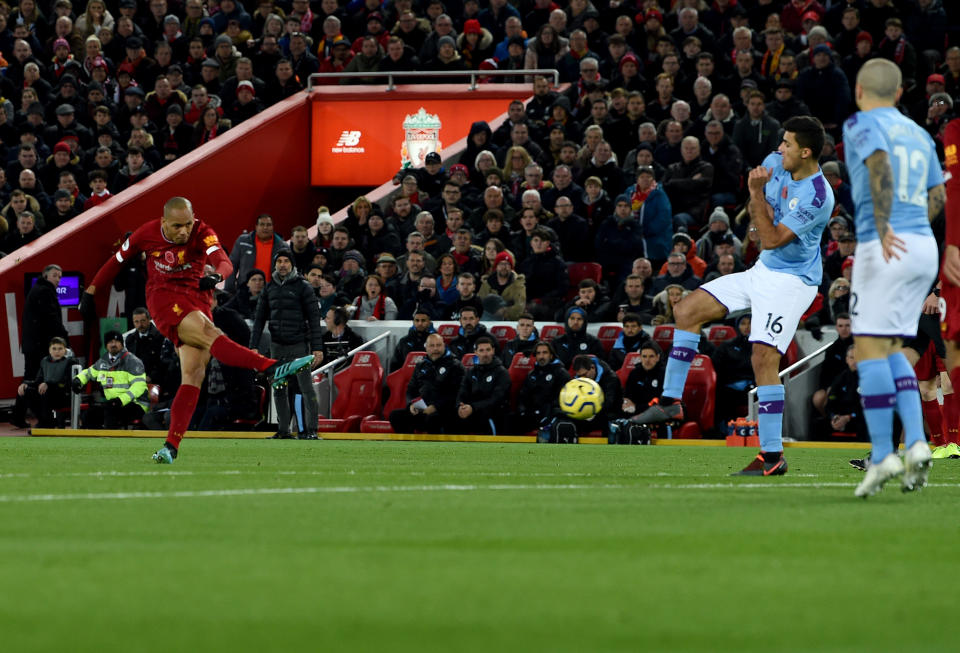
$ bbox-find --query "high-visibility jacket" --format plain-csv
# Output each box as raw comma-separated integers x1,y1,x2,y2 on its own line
75,349,149,412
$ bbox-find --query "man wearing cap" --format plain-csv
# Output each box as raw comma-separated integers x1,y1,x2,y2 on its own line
250,248,323,440
226,79,264,124
39,140,83,192
199,58,224,95
212,34,241,81
44,102,93,150
696,206,742,265
423,33,468,77
72,330,150,429
121,36,160,87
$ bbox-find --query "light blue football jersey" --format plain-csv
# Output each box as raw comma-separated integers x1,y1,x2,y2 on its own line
758,152,834,286
842,107,943,243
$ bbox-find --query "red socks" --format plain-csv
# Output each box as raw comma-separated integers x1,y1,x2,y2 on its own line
943,391,960,445
210,334,274,372
166,384,200,449
921,398,945,447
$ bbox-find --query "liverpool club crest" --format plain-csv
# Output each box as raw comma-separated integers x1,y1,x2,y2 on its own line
400,108,442,169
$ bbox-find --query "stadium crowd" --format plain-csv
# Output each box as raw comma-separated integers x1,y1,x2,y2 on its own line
6,0,960,440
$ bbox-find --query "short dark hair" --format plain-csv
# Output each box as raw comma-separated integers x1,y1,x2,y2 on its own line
578,278,599,290
88,170,108,182
132,307,150,318
641,341,662,355
835,312,851,321
622,312,642,326
474,335,496,349
782,115,825,158
571,354,595,372
49,336,68,348
518,312,535,322
460,305,479,317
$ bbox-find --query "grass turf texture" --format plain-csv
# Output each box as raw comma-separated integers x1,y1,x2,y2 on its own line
1,439,956,653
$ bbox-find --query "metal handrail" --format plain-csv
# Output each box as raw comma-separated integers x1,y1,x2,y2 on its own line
307,68,559,92
311,331,392,409
746,339,836,424
70,363,82,429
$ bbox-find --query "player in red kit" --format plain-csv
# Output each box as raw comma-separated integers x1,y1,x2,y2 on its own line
937,118,960,458
79,197,314,463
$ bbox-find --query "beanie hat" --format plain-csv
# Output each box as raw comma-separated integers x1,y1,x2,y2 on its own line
53,141,72,155
103,330,124,345
343,250,365,266
215,34,233,48
316,210,334,229
438,35,456,49
709,207,730,227
273,248,294,265
493,251,514,269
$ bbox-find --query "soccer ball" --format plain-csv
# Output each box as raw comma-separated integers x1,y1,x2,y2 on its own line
559,377,605,420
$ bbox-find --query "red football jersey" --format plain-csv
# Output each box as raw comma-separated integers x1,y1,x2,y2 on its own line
92,218,224,295
944,118,960,247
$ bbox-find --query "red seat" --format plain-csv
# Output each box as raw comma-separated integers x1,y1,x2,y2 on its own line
565,262,603,300
436,323,459,344
672,354,716,439
489,324,516,348
597,325,622,353
232,384,268,430
706,324,737,347
360,351,425,434
780,339,798,371
462,353,477,368
539,324,565,342
316,351,384,433
653,324,674,353
507,352,536,411
616,351,643,387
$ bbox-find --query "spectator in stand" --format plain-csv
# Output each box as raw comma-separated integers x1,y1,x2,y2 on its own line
732,90,782,169
390,332,464,434
553,306,605,367
478,250,526,321
594,194,646,286
450,228,484,277
624,165,672,270
608,312,654,371
192,105,230,147
811,313,854,417
662,136,715,231
499,313,537,365
124,306,168,384
557,278,611,323
546,195,591,263
696,208,742,265
512,339,570,436
390,307,435,371
652,251,704,295
622,340,665,417
650,283,688,327
3,210,42,252
448,305,498,358
517,227,566,319
453,335,510,435
765,78,811,124
224,268,265,320
225,213,285,292
823,344,866,440
796,44,850,137
11,335,76,429
353,273,398,321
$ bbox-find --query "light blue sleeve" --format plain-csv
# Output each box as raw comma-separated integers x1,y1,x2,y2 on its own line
779,194,827,238
925,134,945,189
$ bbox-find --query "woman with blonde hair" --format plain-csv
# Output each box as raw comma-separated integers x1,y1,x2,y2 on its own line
502,146,532,198
650,284,687,326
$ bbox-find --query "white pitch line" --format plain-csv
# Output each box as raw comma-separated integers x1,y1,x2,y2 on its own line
650,482,960,489
0,483,628,503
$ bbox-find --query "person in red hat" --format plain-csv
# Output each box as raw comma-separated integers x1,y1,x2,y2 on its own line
225,79,264,125
909,73,949,124
479,249,527,321
458,18,495,69
780,0,825,38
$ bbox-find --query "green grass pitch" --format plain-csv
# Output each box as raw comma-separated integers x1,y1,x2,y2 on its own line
1,437,957,653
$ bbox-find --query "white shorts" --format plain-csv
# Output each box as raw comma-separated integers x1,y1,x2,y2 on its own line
700,259,817,353
850,233,938,338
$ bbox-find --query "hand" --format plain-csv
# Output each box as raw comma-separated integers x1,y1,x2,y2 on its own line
199,272,223,290
831,414,851,430
880,226,907,262
747,166,772,195
423,405,437,415
616,308,626,322
575,297,589,307
922,292,940,315
458,403,473,418
71,377,83,394
409,404,421,415
366,316,377,321
944,245,960,287
622,398,636,414
107,397,123,409
311,351,323,368
38,382,48,395
17,383,26,397
79,292,97,321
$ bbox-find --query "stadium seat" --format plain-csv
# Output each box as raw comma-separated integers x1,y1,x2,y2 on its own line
672,355,716,439
653,324,675,353
360,351,426,434
706,324,737,347
564,262,603,300
462,353,477,368
597,325,622,353
507,353,536,412
437,323,460,344
316,351,384,433
539,324,565,341
616,352,643,387
489,324,516,348
232,384,268,430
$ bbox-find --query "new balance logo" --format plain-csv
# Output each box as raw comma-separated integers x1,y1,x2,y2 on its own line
331,131,365,153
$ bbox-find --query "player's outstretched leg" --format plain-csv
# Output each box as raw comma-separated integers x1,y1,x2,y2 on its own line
265,356,316,389
209,334,276,372
632,329,699,424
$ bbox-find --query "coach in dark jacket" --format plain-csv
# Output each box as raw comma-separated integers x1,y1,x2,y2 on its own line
390,333,464,435
21,264,69,380
553,306,606,368
454,336,511,435
250,250,323,439
512,340,570,434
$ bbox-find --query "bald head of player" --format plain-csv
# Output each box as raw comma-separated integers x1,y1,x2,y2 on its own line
855,58,902,110
162,196,195,245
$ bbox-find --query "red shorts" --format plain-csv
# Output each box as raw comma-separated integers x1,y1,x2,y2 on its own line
940,274,960,343
914,340,945,381
147,288,212,347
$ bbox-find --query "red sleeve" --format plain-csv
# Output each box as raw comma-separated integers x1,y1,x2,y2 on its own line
944,119,960,247
89,226,146,292
196,221,233,279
